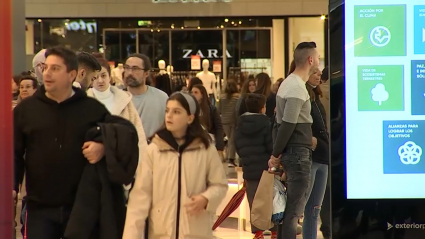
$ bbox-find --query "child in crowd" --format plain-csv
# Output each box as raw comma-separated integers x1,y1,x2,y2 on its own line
122,92,228,239
235,93,277,239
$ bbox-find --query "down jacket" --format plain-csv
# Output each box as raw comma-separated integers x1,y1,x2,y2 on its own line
64,115,139,239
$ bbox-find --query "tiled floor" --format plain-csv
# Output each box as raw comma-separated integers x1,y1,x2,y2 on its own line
214,227,325,239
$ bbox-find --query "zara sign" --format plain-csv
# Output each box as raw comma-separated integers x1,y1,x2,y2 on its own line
183,49,232,59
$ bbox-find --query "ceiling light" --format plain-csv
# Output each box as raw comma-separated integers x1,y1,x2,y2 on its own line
151,29,153,32
239,21,242,24
38,19,42,22
320,15,326,20
231,21,234,24
157,29,161,32
181,26,184,29
220,25,224,28
225,19,229,22
197,26,201,29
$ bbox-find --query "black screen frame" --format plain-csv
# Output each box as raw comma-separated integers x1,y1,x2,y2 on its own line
329,0,425,238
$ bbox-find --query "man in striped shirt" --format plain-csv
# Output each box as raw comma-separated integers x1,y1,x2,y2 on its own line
270,42,320,239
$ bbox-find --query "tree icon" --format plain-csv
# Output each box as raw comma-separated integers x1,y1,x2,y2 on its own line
371,83,389,105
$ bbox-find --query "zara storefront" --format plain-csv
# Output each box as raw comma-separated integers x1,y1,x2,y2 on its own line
25,0,328,82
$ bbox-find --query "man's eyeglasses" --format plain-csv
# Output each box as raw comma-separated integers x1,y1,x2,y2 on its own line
123,66,144,72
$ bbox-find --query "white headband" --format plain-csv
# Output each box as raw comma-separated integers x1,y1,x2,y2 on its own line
172,92,197,115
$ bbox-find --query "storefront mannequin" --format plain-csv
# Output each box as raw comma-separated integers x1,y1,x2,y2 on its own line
155,60,171,95
196,59,217,104
111,63,124,89
166,65,174,75
158,60,167,75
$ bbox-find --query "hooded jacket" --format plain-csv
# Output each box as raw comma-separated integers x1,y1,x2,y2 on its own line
14,86,110,208
235,113,273,181
123,129,228,239
64,115,139,239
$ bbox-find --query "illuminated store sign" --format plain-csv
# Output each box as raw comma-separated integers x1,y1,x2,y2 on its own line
153,0,232,3
65,20,97,34
183,49,232,59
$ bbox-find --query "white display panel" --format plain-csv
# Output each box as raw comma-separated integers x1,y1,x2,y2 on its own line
345,0,425,199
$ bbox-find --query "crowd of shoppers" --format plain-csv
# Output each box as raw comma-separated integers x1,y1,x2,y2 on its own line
12,41,331,239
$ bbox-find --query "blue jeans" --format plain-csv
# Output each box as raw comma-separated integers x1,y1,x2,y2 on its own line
303,162,329,239
277,146,312,239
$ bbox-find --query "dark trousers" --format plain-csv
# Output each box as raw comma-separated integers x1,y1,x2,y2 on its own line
26,206,72,239
246,180,277,233
277,147,312,239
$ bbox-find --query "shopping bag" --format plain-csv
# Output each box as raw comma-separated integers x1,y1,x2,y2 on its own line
250,171,275,230
272,177,287,224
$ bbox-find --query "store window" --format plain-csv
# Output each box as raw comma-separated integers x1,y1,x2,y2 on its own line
288,17,326,68
171,30,223,71
32,19,98,53
104,30,137,64
227,29,272,81
139,30,170,69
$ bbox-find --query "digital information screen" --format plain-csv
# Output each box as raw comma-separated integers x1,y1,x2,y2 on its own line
345,1,425,199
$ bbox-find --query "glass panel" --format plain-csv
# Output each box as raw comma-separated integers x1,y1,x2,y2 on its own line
137,30,170,68
104,30,137,64
137,30,154,63
37,19,97,53
171,30,223,71
226,30,241,69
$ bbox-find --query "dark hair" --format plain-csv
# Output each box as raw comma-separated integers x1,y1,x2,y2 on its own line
188,77,203,92
45,46,79,72
20,71,33,76
240,78,256,96
287,60,296,77
126,53,152,71
91,52,111,76
192,84,211,131
255,73,272,98
19,75,39,89
294,41,317,66
225,80,238,99
245,93,266,113
12,75,21,86
77,51,101,72
321,66,329,82
167,93,211,148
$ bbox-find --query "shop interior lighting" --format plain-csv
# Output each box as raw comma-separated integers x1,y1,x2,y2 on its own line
239,21,242,24
157,29,161,32
197,26,201,29
320,15,326,20
151,29,154,32
231,21,234,24
181,26,184,29
38,19,42,22
171,24,175,29
220,25,224,28
225,19,229,23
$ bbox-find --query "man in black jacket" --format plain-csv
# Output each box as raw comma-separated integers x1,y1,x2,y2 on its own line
14,46,110,239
